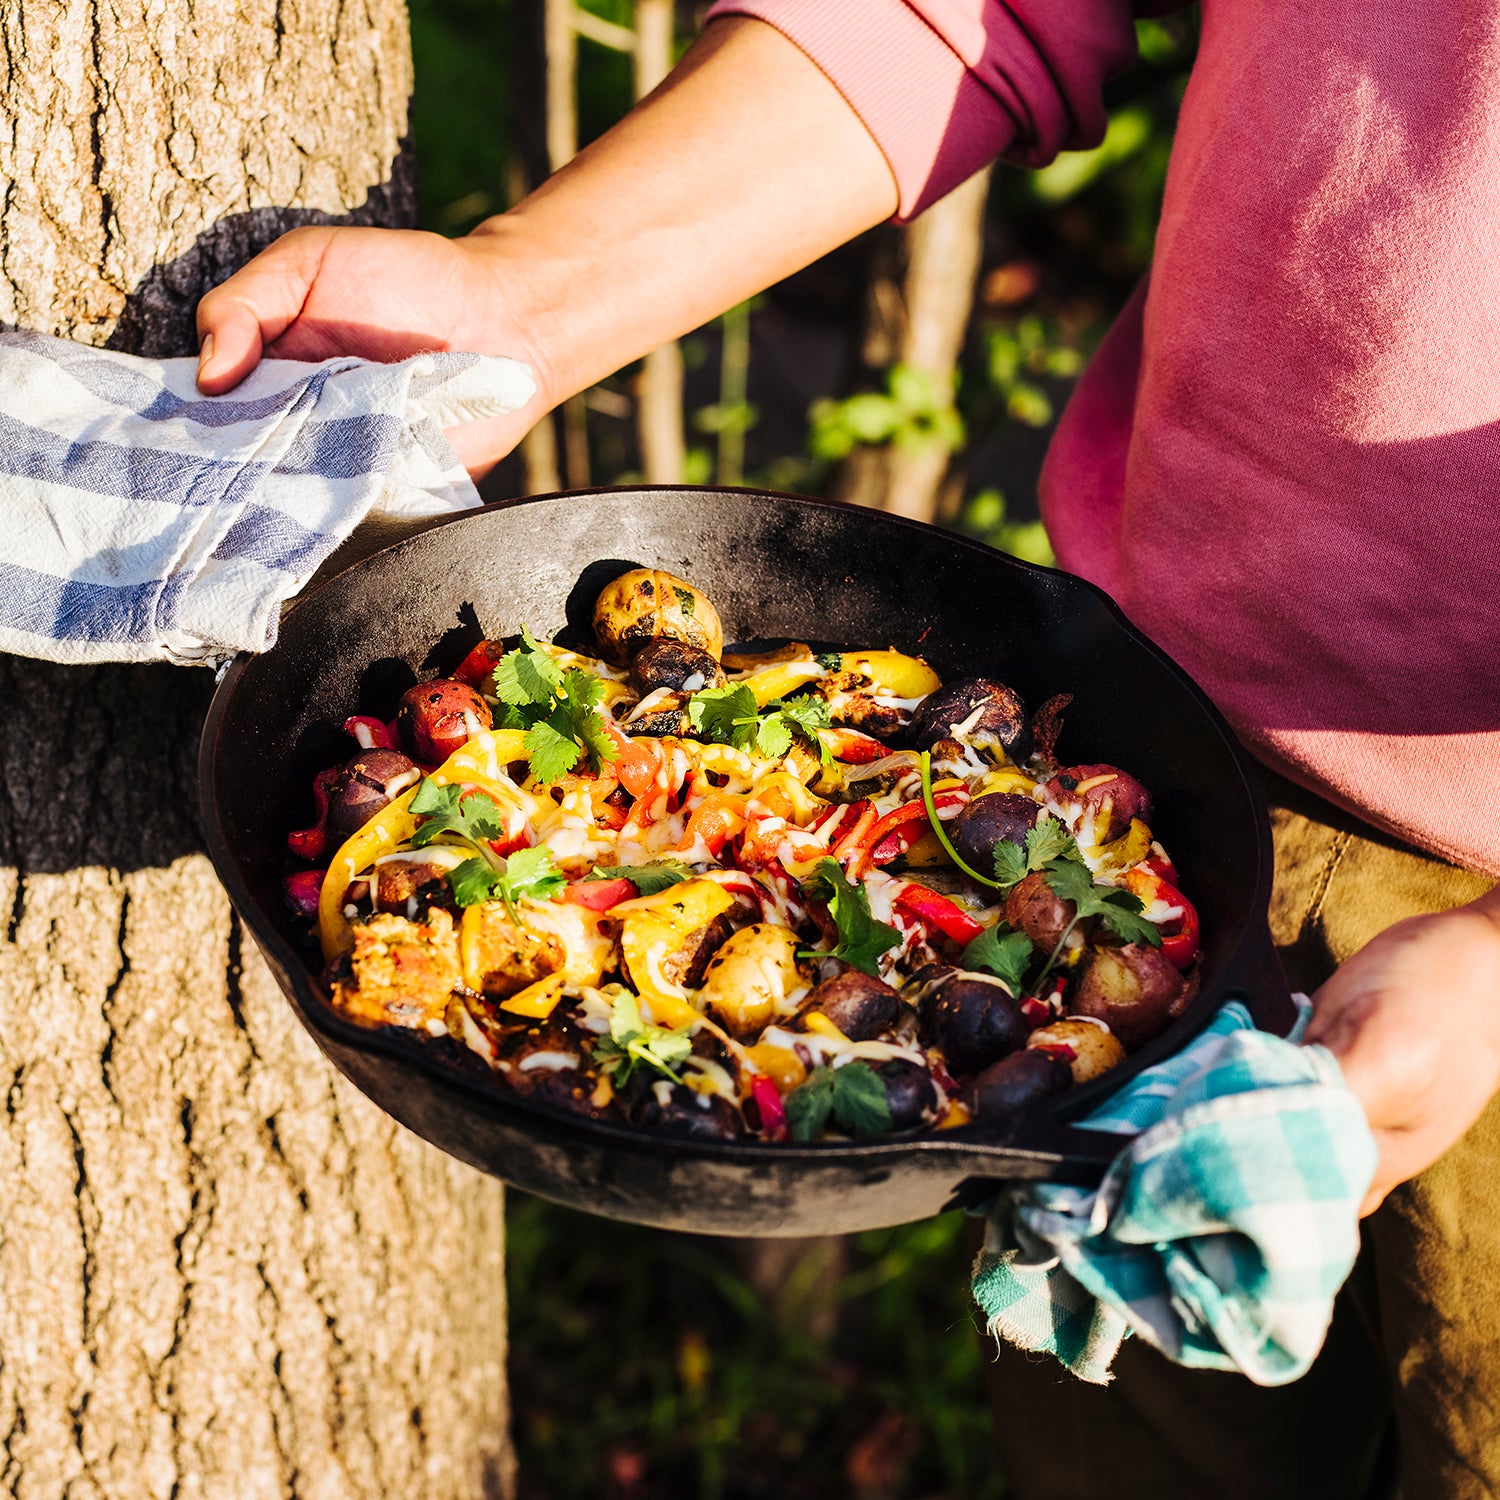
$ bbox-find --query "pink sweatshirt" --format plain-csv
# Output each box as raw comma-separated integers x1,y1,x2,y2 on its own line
708,0,1500,877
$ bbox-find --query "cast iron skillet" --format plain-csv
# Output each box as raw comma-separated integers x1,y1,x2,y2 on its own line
200,486,1295,1237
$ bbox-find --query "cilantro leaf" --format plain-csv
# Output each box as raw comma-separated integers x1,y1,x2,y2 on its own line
687,684,759,745
588,859,692,896
594,991,693,1085
500,846,567,907
524,720,582,784
815,652,843,672
961,923,1034,993
449,856,503,908
1025,819,1080,868
992,840,1026,888
491,626,564,707
672,586,696,617
773,696,831,734
785,1062,892,1141
409,780,503,849
799,857,902,977
785,1068,834,1142
1043,858,1161,947
753,714,793,759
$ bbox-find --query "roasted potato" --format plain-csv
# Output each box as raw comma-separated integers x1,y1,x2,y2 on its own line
629,637,726,694
1003,870,1088,950
960,1048,1072,1121
328,749,421,837
797,969,902,1041
697,923,807,1037
592,568,723,666
397,678,493,764
1069,943,1186,1050
917,970,1029,1077
951,792,1040,872
909,678,1031,762
1027,1018,1126,1083
1042,764,1152,843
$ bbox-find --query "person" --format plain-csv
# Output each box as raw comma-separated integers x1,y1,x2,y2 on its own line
195,5,1500,1495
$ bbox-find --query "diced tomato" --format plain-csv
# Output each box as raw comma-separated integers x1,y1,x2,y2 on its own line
894,885,985,945
562,877,636,911
675,792,748,856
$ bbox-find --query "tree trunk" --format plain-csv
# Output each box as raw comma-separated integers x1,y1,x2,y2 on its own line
0,5,512,1497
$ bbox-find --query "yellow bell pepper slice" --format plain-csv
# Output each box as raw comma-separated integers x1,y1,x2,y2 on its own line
499,972,567,1019
840,649,941,699
976,767,1038,797
741,658,825,708
1094,817,1152,871
318,727,533,960
617,878,735,1007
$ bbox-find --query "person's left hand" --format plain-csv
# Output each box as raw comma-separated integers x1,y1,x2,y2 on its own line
1305,889,1500,1214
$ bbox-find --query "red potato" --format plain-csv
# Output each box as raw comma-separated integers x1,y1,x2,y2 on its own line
1069,944,1187,1050
951,792,1040,871
397,678,493,764
1042,764,1152,843
328,748,421,837
798,969,902,1041
960,1049,1073,1121
917,971,1029,1077
1002,870,1089,950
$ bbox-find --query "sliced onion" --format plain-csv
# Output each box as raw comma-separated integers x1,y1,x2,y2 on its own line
843,751,921,784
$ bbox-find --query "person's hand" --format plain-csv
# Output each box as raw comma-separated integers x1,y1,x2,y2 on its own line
1304,890,1500,1214
195,224,554,475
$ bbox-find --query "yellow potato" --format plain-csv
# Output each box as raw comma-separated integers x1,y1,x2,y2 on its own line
696,924,807,1037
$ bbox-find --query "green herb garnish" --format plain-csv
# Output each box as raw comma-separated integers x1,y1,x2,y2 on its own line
961,923,1034,993
409,781,565,912
593,992,694,1086
586,859,693,896
785,1061,892,1141
991,819,1081,891
798,857,902,977
487,628,619,783
673,586,696,617
687,684,831,761
1043,858,1160,948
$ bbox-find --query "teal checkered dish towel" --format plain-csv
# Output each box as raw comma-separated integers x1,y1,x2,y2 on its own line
972,1000,1377,1387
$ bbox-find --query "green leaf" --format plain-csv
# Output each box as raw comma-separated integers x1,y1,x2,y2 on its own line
785,1062,893,1141
800,857,901,978
753,714,793,759
815,652,843,673
595,990,693,1085
410,780,502,849
772,696,830,735
830,1061,893,1138
449,856,503,908
991,840,1027,889
1095,890,1162,947
687,684,759,745
501,846,566,905
1025,819,1080,869
961,924,1034,993
672,586,695,617
588,860,692,896
524,720,582,784
491,626,563,707
785,1068,835,1142
1043,858,1161,948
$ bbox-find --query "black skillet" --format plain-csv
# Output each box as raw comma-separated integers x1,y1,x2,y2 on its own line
199,486,1295,1237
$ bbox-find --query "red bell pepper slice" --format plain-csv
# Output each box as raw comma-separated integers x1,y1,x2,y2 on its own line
894,884,986,946
750,1075,789,1141
562,876,636,911
287,766,342,862
454,639,503,687
1157,882,1200,968
847,792,969,877
342,715,398,751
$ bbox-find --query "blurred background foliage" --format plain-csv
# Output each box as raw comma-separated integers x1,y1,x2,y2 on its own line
405,4,1197,1495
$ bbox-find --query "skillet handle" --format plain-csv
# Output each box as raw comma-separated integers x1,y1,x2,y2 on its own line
1219,924,1298,1038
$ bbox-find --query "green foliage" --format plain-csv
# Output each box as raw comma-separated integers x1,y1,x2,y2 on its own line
957,489,1056,567
809,364,965,461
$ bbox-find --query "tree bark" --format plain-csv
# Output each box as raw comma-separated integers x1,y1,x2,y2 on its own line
0,5,512,1496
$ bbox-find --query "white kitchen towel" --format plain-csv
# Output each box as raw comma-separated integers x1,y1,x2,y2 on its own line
0,328,534,667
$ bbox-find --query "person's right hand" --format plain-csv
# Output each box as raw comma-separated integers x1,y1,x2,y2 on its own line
195,224,555,475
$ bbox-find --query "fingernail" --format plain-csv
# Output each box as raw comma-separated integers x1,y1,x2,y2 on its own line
197,332,215,375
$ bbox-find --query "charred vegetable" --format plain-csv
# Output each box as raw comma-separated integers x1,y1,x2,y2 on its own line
592,567,723,666
909,677,1031,762
398,678,493,764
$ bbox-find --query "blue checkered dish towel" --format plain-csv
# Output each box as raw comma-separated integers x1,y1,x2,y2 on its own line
0,328,534,667
973,1000,1377,1386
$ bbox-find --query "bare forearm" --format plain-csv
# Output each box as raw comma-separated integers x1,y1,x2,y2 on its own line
464,17,897,405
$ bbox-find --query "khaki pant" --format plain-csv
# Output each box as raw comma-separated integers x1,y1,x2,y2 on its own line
984,772,1500,1500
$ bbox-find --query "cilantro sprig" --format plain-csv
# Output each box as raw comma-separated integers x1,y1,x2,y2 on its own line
687,684,831,761
593,992,693,1086
785,1061,893,1141
961,923,1034,993
799,857,902,977
586,859,692,896
991,819,1081,892
490,628,619,783
1043,858,1160,948
408,780,566,912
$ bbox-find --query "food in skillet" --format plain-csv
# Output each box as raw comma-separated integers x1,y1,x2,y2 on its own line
283,567,1201,1142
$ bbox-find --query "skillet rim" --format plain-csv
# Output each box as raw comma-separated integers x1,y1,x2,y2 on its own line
198,483,1277,1168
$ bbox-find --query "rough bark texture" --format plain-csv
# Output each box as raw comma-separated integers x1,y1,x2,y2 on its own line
0,5,512,1496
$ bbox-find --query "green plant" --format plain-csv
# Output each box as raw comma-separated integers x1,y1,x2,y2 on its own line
808,364,965,462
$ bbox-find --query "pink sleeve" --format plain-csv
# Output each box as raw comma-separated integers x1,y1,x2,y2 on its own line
704,0,1138,218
